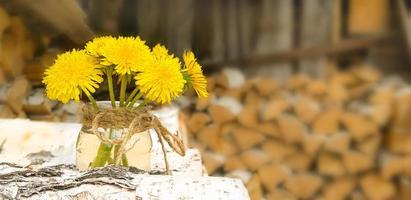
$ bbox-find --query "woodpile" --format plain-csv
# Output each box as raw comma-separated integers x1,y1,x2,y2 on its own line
0,6,77,122
185,66,411,200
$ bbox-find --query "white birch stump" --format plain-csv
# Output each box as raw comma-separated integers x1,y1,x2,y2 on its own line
0,107,249,199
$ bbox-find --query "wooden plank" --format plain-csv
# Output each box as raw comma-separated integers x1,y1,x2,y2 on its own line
348,0,389,35
203,35,390,68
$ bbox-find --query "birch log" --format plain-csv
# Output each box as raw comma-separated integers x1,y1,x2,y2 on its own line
0,164,249,200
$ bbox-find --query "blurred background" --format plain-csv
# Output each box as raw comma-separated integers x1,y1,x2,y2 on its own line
1,0,411,199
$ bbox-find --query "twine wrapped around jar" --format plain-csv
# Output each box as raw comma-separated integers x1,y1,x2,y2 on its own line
81,105,154,165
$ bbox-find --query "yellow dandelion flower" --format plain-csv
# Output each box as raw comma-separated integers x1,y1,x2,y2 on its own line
85,36,116,57
101,36,152,75
43,50,103,103
135,44,185,104
182,51,208,97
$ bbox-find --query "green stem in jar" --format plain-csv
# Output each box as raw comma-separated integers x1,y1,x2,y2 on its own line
90,142,112,168
106,68,116,108
119,75,128,107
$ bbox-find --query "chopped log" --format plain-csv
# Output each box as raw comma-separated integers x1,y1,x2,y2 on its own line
360,174,396,200
392,89,411,132
0,69,5,86
231,127,265,150
215,137,238,157
215,68,245,89
350,65,381,83
283,153,312,172
22,88,53,115
224,156,246,172
342,150,374,174
195,94,213,111
266,189,297,200
261,139,297,162
0,32,25,78
253,78,278,97
386,131,411,154
400,177,411,200
240,149,270,171
260,98,290,121
284,173,323,199
357,135,381,156
208,97,242,124
324,133,351,155
369,86,394,105
226,170,252,184
326,82,349,103
0,104,16,118
277,115,307,144
246,174,263,200
196,124,220,151
257,163,290,191
187,112,211,134
349,82,373,99
29,114,60,122
237,103,259,128
0,6,10,36
202,152,225,174
244,89,263,105
381,154,411,179
306,80,328,97
293,96,320,124
313,105,342,135
5,77,30,117
341,112,378,141
330,71,358,87
303,134,326,157
255,122,281,139
220,87,243,100
206,76,216,92
317,152,346,177
286,74,311,90
322,177,356,200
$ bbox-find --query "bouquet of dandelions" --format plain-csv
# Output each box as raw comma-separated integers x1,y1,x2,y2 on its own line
43,36,208,173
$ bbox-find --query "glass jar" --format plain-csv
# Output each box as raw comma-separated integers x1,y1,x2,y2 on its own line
76,101,184,171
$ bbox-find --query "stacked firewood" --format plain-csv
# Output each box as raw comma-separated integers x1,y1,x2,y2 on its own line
0,6,80,122
185,65,411,200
